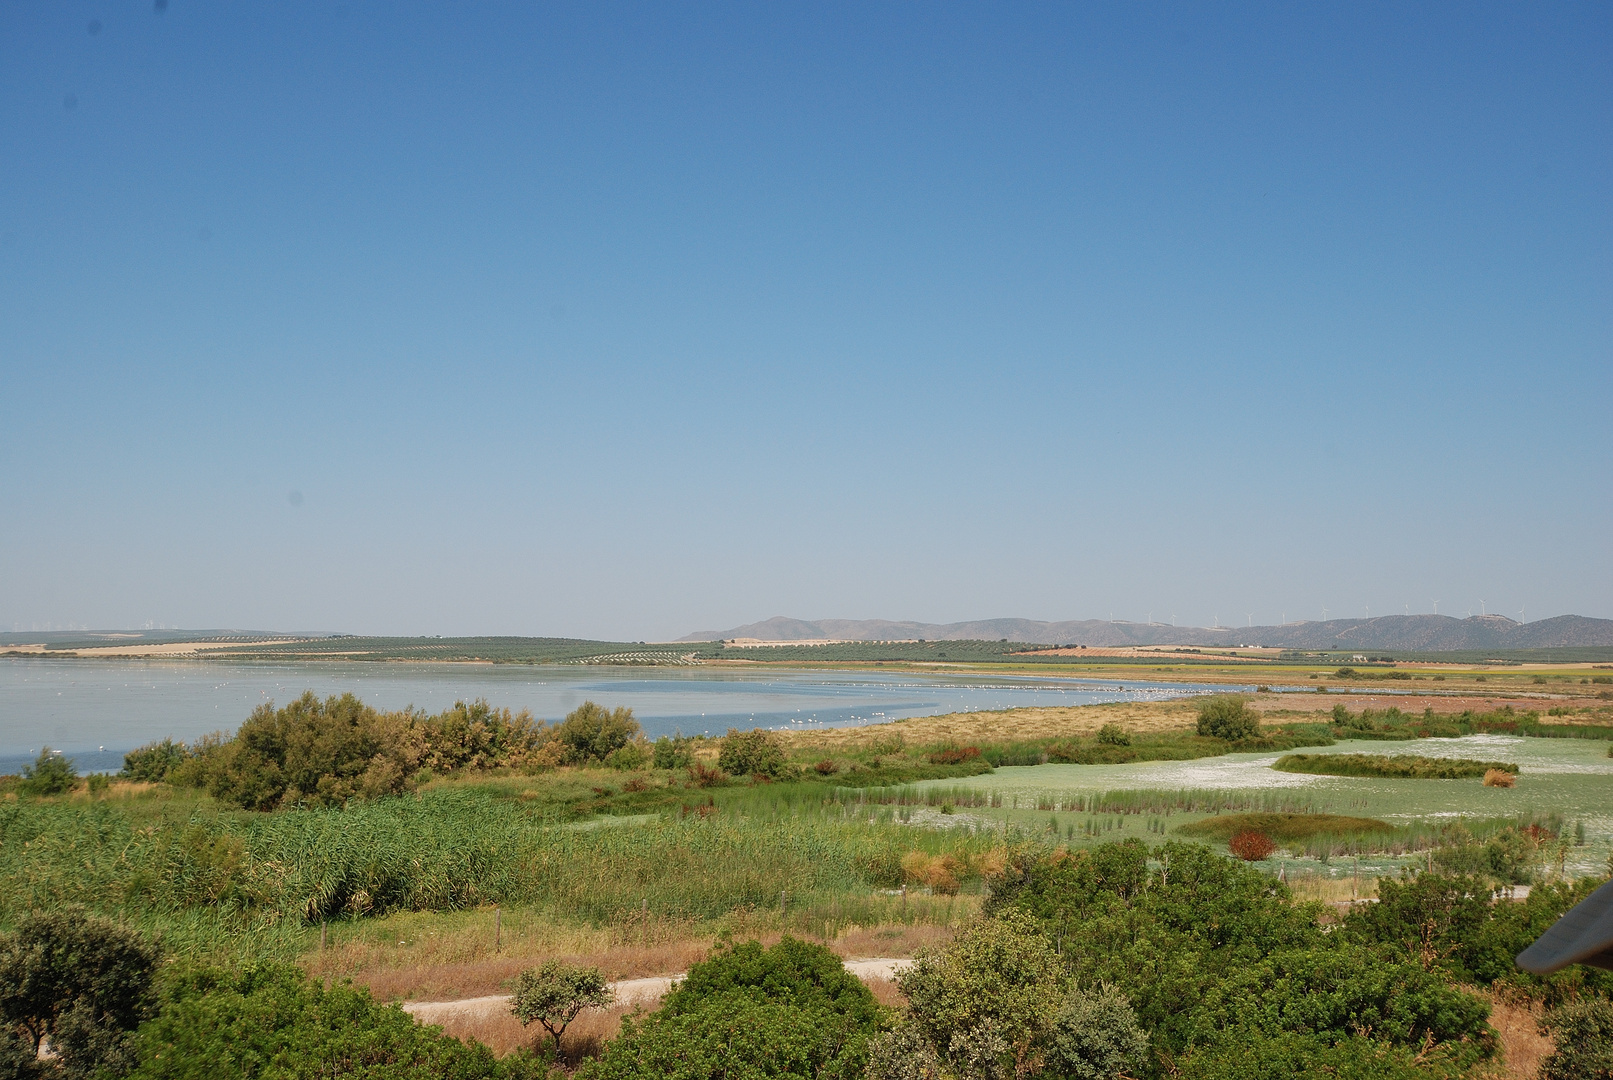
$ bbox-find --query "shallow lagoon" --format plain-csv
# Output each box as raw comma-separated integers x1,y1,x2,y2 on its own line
0,658,1230,772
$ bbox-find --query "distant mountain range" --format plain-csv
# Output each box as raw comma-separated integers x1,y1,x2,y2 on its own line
680,613,1613,651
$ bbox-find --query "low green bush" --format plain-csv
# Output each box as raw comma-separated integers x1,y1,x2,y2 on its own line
1195,696,1260,741
717,729,786,778
578,938,884,1080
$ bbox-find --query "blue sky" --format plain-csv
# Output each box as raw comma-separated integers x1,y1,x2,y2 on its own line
2,2,1608,640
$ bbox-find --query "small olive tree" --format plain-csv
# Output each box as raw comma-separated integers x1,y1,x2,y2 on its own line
511,960,614,1053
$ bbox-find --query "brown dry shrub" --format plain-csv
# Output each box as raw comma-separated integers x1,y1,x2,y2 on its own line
1229,830,1277,862
1484,768,1517,788
813,759,840,775
687,761,726,788
900,852,962,894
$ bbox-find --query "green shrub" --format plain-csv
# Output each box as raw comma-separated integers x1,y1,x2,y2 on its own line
603,742,649,771
556,702,640,764
1196,696,1260,741
0,907,161,1078
420,699,550,773
1096,724,1130,747
205,692,421,810
652,734,694,770
886,911,1145,1080
121,963,511,1080
19,749,76,797
120,739,190,783
1175,1031,1465,1079
578,938,883,1080
988,840,1493,1065
717,728,786,778
1538,996,1613,1080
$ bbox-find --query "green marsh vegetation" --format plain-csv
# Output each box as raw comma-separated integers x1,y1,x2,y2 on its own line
1272,753,1520,780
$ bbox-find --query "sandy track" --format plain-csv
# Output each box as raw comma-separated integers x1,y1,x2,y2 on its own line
402,957,910,1025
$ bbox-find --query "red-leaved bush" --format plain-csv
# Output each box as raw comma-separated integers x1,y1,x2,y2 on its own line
1229,830,1277,862
928,745,981,765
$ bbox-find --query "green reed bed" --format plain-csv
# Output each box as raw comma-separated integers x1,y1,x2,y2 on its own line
0,787,1000,941
1174,808,1565,862
1272,753,1519,779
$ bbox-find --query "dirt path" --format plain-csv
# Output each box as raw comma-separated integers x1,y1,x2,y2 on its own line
402,957,910,1026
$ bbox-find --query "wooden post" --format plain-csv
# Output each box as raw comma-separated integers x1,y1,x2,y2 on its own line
780,890,787,925
901,884,907,918
320,921,327,952
495,906,501,952
642,898,648,950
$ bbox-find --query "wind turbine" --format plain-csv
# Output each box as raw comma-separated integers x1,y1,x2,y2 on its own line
1431,598,1439,615
1479,599,1487,616
1365,604,1370,619
1517,604,1525,624
1171,612,1177,627
1246,612,1254,628
1322,607,1329,621
1404,604,1409,617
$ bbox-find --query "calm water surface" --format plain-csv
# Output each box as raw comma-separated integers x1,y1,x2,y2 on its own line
0,658,1235,772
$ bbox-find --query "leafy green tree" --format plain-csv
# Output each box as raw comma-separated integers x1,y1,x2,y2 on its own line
556,702,640,764
578,938,884,1080
19,750,76,797
119,740,189,783
1538,996,1613,1080
0,908,161,1079
716,729,786,778
510,961,613,1053
1196,696,1260,741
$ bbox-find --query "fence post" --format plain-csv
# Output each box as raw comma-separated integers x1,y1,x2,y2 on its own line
781,890,787,925
495,905,501,951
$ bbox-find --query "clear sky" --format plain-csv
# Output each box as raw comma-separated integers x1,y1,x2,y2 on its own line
2,2,1609,641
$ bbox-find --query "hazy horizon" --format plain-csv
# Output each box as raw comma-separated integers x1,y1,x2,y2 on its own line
3,3,1609,641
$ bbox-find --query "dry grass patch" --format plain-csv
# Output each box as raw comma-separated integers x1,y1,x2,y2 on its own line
779,700,1203,752
1488,990,1551,1079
